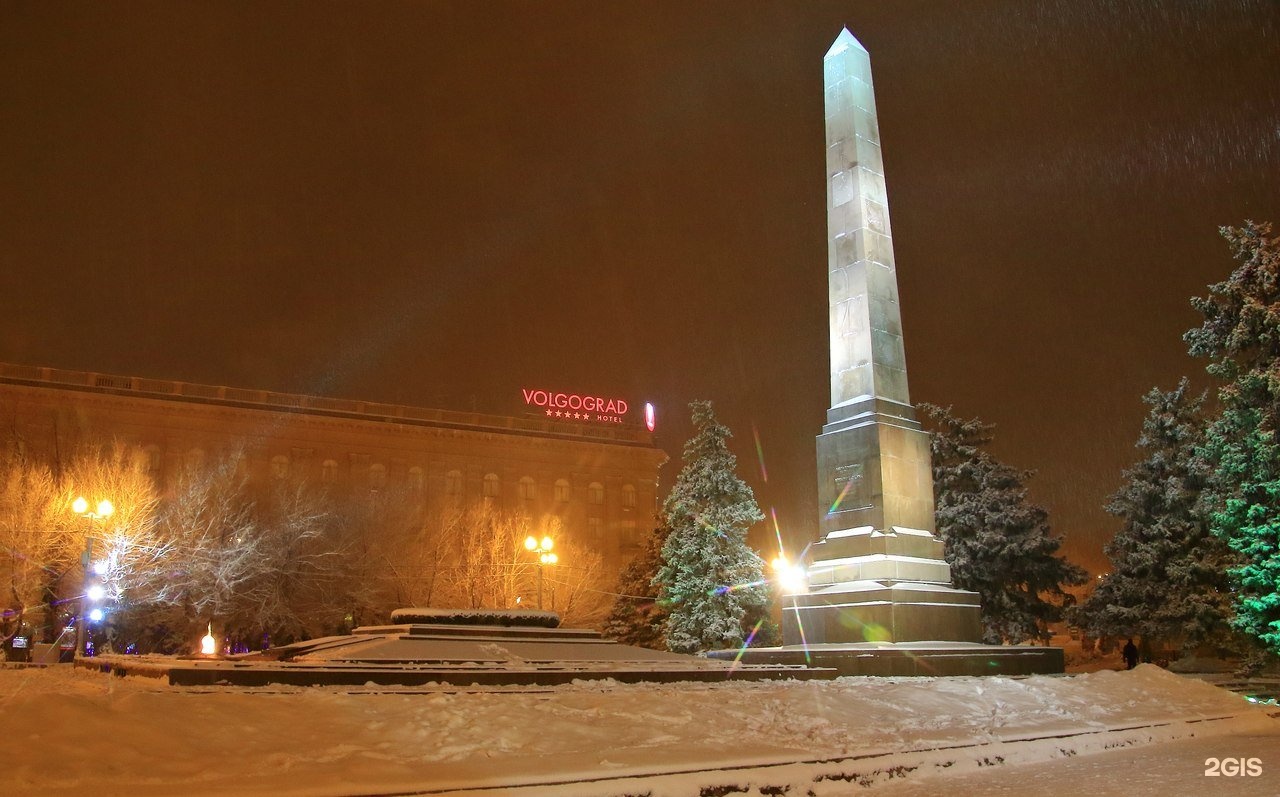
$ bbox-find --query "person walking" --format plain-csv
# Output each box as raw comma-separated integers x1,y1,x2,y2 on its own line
1122,638,1139,670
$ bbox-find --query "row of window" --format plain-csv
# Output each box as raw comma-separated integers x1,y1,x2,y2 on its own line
467,473,635,506
266,454,635,505
164,447,640,506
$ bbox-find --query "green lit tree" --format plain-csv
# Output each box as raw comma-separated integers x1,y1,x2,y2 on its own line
655,400,768,653
1186,221,1280,659
920,404,1087,644
1080,380,1235,651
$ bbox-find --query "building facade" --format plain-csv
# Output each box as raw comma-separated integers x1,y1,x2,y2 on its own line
0,362,667,565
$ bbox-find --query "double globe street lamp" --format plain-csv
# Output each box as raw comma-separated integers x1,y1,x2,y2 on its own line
71,496,114,658
523,534,557,610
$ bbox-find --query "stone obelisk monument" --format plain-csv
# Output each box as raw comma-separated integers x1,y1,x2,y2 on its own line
717,29,1062,674
781,29,983,647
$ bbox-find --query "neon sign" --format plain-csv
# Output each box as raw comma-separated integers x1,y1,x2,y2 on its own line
645,402,656,432
522,388,633,425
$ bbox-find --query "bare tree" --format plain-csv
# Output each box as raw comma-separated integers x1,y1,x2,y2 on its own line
439,505,535,610
115,451,264,649
242,478,341,642
60,442,163,651
361,493,461,613
543,535,612,628
0,450,66,644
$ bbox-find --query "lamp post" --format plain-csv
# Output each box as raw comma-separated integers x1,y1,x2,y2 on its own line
72,496,113,658
523,534,557,610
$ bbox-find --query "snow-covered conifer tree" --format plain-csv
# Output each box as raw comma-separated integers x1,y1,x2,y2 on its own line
920,404,1087,644
602,520,671,649
1186,221,1280,659
655,401,767,653
1081,380,1234,650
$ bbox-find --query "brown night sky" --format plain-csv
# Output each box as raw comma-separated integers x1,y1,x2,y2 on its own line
2,1,1278,573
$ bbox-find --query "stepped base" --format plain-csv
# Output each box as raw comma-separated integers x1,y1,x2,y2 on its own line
712,641,1064,677
784,579,983,644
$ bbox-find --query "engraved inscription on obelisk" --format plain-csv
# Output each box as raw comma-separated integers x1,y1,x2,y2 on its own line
814,28,936,539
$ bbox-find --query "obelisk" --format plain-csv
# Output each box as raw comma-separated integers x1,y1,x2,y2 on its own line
783,29,982,645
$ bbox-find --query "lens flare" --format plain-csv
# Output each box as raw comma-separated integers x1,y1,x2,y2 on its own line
752,423,768,483
729,618,766,674
789,597,812,665
711,579,768,597
828,477,856,515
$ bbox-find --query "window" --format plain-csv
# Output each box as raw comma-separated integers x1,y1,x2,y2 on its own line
587,482,604,505
270,455,289,479
622,519,637,544
408,466,424,491
554,479,571,502
621,484,636,509
369,463,387,488
518,476,536,500
445,470,463,497
321,460,339,483
144,445,162,473
483,473,500,498
588,517,603,539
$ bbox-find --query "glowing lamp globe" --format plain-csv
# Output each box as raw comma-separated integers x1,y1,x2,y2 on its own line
96,500,114,518
540,536,554,551
72,496,89,515
778,564,808,594
86,584,106,602
524,536,537,551
88,608,105,623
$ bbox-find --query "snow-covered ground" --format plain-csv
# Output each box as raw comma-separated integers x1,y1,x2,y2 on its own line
0,663,1275,796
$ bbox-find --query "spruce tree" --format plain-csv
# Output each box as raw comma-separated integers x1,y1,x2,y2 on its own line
602,519,671,649
655,400,768,653
920,404,1087,644
1081,380,1234,650
1186,221,1280,658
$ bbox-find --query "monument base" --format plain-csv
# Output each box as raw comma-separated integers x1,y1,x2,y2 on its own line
711,641,1064,677
79,610,839,687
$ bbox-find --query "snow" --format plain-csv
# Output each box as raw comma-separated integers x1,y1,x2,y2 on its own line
388,608,561,626
0,663,1275,796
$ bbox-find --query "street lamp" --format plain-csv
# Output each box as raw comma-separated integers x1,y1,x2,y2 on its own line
770,554,808,594
72,496,113,658
524,534,557,610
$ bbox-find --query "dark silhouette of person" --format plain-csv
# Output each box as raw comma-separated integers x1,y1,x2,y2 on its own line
1122,638,1139,670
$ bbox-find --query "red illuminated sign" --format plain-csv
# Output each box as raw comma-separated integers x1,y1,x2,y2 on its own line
645,402,656,432
523,388,630,424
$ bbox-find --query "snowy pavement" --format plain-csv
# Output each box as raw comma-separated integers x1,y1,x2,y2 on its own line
869,726,1280,796
0,663,1275,796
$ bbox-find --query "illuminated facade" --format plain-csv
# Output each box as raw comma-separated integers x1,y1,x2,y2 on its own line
0,362,666,565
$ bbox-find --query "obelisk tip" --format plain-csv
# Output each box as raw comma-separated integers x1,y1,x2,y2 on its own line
826,27,867,57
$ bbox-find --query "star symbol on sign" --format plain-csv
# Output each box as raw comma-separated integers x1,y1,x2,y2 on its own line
545,410,552,417
554,411,562,417
574,412,582,419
